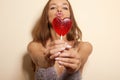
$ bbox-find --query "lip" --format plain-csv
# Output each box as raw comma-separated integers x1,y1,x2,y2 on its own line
56,12,63,18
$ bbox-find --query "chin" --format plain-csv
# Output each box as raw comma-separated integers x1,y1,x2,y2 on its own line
57,34,67,40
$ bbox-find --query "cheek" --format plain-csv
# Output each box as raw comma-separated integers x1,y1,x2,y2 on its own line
65,12,70,18
48,12,55,23
48,16,52,23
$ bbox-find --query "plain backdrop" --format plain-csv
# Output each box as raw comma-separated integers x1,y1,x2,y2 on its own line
0,0,120,80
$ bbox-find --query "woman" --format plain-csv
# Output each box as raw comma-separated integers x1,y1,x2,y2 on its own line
27,0,92,80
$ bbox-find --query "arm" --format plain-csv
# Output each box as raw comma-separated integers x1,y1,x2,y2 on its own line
27,40,69,69
27,40,71,80
55,42,93,73
55,42,92,80
27,41,52,69
78,42,93,73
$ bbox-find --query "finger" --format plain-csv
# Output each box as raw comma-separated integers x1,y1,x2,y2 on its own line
55,57,81,66
58,61,77,70
50,52,61,59
59,52,76,58
49,47,65,54
55,57,76,64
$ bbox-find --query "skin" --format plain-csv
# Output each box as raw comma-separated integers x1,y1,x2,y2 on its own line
28,0,92,77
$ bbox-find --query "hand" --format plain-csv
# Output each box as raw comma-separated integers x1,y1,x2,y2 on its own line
55,48,81,73
44,40,69,65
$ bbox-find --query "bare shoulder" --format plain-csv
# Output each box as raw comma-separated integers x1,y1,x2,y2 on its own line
27,41,44,54
78,41,93,55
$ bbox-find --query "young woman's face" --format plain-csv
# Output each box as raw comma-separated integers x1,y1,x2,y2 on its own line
48,0,70,23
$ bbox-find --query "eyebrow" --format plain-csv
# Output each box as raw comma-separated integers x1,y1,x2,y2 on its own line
49,3,69,6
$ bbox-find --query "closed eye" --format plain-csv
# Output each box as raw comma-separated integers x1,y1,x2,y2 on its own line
63,7,68,10
50,7,56,10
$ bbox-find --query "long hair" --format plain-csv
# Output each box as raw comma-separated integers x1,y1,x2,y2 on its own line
32,0,82,47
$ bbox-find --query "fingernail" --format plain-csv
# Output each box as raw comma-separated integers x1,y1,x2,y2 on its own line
57,52,61,54
61,47,65,50
66,45,72,48
58,61,62,64
56,52,60,56
55,58,59,60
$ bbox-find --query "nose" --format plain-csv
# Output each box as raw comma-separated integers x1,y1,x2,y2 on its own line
57,7,62,12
